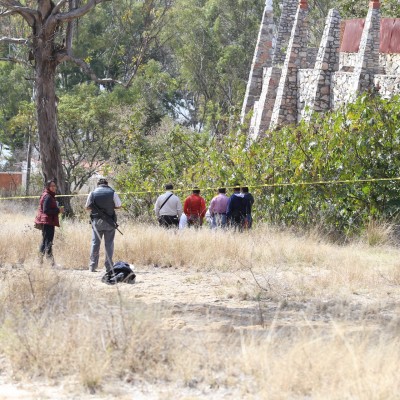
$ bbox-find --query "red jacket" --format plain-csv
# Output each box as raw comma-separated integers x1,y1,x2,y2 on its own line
184,194,207,219
34,189,60,227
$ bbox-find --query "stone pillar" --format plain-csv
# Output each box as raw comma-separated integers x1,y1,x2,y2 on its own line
241,1,274,122
272,0,299,66
301,9,341,121
352,0,382,96
251,67,282,139
270,0,309,129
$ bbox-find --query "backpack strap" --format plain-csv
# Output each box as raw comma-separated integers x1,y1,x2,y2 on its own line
159,193,174,212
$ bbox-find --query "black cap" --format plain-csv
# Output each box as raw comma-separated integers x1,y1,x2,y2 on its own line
97,178,108,185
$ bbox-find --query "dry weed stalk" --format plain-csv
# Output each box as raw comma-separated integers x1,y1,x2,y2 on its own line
0,204,400,397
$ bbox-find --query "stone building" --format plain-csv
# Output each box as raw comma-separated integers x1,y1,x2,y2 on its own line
242,0,400,139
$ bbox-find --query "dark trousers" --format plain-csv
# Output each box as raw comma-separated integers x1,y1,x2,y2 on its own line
244,214,253,229
228,216,245,232
159,215,179,228
187,215,202,228
40,224,55,257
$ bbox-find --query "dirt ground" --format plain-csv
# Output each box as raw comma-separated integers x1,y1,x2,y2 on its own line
0,263,399,399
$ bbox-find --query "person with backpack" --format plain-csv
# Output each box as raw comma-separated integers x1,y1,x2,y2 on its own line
226,186,249,232
183,187,207,227
34,179,64,266
154,183,183,228
86,178,122,272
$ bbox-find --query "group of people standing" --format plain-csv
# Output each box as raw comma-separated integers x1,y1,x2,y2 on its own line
154,184,254,231
35,179,254,273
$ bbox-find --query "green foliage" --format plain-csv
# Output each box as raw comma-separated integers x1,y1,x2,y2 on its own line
337,0,400,18
116,95,400,236
164,0,264,132
57,84,123,192
115,118,209,217
57,0,172,90
0,63,32,151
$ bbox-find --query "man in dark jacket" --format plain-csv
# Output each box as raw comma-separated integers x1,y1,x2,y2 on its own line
86,178,121,272
241,186,254,229
226,187,250,232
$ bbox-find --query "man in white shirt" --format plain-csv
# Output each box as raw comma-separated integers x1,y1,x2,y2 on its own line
154,184,183,228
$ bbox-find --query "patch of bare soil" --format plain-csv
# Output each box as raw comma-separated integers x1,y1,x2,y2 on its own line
1,264,399,399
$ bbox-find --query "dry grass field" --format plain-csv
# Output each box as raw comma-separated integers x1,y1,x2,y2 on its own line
0,201,400,399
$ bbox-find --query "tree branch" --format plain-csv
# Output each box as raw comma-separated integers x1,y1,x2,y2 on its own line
57,53,121,85
0,1,37,25
50,0,69,16
55,0,109,23
0,36,28,45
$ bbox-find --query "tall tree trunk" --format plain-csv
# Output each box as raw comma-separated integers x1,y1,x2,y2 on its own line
25,130,32,196
34,25,72,215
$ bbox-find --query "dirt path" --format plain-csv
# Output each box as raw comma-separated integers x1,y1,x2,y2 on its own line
1,264,398,399
70,265,264,332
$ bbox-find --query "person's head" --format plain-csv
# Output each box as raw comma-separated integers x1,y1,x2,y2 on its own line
233,186,241,193
165,183,173,191
97,178,108,186
218,188,226,194
242,186,249,193
45,179,57,192
192,187,200,195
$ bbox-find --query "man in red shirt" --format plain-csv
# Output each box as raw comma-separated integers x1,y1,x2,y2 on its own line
183,187,207,227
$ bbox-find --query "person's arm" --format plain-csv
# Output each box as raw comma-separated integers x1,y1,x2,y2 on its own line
176,197,183,218
183,197,190,216
226,197,232,218
154,196,161,218
113,192,122,209
200,198,207,219
250,194,254,206
209,197,215,216
85,193,93,211
43,195,60,215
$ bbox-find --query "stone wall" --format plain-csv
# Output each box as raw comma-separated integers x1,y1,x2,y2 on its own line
241,2,275,120
244,0,400,139
331,71,358,108
339,53,400,74
375,74,400,98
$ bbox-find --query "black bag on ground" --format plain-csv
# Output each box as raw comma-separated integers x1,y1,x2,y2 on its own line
101,261,136,285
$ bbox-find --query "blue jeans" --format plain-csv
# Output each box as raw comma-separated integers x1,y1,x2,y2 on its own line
212,213,227,229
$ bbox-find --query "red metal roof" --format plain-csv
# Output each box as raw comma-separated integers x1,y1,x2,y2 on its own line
380,18,400,53
340,18,400,54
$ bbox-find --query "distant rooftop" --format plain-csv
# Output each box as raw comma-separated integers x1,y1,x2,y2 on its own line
341,18,400,53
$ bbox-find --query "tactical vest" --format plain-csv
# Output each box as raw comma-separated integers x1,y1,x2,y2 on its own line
91,185,115,219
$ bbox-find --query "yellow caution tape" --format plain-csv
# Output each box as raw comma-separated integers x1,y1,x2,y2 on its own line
1,176,399,201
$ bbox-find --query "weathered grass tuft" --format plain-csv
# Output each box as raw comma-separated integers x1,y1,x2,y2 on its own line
1,202,400,397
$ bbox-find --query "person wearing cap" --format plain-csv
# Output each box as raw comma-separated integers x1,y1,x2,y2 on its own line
209,188,229,229
183,187,207,227
154,184,183,228
85,178,122,272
